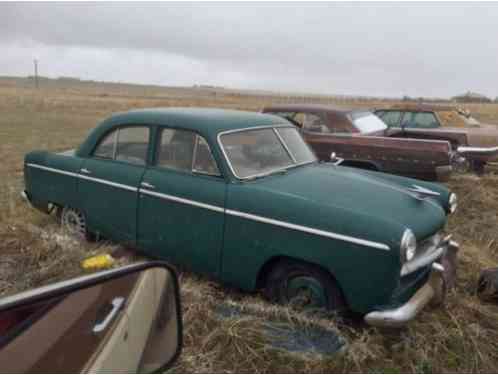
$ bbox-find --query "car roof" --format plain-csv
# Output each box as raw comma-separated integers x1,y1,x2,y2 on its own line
376,103,457,112
102,107,286,134
263,103,361,115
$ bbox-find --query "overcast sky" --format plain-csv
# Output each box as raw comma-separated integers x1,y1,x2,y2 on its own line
1,2,497,98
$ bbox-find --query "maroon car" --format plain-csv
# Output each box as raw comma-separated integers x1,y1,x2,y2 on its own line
262,104,461,181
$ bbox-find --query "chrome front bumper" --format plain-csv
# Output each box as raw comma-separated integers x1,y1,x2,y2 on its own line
364,240,459,328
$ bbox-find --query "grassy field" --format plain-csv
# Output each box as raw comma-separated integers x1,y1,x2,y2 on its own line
1,77,497,373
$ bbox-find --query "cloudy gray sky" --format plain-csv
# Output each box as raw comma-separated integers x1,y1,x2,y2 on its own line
1,2,497,98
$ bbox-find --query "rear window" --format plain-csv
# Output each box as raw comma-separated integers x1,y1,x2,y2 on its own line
350,112,387,133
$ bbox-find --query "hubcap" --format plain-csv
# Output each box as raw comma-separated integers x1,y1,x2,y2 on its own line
286,276,327,309
61,207,86,239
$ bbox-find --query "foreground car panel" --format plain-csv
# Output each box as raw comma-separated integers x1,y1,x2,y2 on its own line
23,108,458,325
0,262,182,373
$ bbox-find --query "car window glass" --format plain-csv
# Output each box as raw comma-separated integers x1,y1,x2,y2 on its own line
157,129,196,172
302,113,330,133
93,130,117,159
192,135,221,176
402,112,439,128
378,111,402,127
220,128,293,178
275,127,316,164
115,127,150,165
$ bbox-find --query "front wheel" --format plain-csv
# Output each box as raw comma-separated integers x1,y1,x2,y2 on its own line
264,259,346,312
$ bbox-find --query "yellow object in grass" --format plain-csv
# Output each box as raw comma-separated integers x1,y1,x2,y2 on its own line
81,254,115,271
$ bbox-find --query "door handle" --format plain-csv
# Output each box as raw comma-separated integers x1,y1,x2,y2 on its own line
141,182,155,189
93,297,125,334
80,168,91,174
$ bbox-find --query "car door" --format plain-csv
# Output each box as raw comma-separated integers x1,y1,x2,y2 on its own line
78,126,151,245
137,128,225,277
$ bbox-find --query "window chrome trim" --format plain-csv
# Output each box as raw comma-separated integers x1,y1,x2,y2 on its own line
217,124,317,181
273,128,297,163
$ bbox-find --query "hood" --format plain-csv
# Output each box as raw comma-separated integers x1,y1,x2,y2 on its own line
246,163,447,244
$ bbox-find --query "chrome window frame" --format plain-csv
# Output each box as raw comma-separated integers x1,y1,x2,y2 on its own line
217,125,317,181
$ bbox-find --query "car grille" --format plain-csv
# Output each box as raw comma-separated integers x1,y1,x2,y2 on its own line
401,231,447,277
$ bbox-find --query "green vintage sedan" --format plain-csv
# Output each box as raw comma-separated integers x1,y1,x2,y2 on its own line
23,108,459,327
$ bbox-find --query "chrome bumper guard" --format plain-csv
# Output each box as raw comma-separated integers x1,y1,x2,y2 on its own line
457,145,498,156
365,240,459,328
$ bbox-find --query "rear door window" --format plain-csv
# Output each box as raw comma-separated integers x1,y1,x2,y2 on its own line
93,126,150,165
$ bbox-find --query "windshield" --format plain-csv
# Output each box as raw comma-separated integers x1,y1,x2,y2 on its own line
219,126,317,179
350,112,387,133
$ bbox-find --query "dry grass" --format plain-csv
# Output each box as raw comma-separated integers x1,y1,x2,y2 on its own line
1,78,497,373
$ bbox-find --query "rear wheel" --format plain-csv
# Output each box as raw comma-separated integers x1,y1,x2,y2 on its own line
60,206,89,240
264,259,345,312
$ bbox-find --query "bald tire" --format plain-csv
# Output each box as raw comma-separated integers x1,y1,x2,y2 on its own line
264,259,346,312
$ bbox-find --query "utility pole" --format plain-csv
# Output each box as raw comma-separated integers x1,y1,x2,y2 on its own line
33,59,39,89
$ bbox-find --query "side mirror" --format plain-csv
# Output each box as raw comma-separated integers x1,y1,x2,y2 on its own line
330,152,344,166
0,262,182,373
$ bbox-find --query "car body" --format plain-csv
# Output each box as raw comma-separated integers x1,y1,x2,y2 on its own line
0,262,181,373
374,104,498,172
263,104,498,178
23,108,458,327
262,104,456,181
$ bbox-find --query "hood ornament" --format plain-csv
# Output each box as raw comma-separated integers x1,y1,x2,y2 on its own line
407,185,441,200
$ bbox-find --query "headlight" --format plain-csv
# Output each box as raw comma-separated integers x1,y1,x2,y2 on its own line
401,229,417,262
449,193,457,214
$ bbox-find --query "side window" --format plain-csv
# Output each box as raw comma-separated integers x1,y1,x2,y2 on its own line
93,130,117,159
93,127,149,165
401,112,439,128
411,112,440,128
378,111,402,127
115,127,150,165
192,136,221,176
157,129,196,172
302,113,330,133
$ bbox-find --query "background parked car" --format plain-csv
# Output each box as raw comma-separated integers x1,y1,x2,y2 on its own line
264,104,498,178
374,104,498,173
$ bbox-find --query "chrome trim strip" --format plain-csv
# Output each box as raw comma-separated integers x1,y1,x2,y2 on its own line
217,124,317,180
140,189,225,213
26,163,137,192
77,174,138,192
26,163,389,251
26,163,79,178
225,208,390,251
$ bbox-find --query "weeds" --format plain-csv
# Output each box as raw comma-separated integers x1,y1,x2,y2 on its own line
0,79,497,372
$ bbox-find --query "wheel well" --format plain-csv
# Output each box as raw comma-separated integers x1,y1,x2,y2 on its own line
340,160,379,171
255,255,341,291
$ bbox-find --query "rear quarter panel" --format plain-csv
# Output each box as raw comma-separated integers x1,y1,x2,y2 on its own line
25,151,84,209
